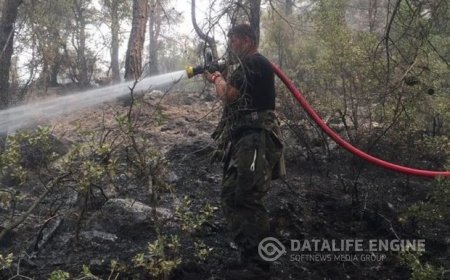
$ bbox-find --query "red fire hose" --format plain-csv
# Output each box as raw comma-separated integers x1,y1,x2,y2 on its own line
271,62,450,178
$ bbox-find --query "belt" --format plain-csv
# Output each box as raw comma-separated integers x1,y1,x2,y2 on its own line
238,109,276,122
230,110,277,140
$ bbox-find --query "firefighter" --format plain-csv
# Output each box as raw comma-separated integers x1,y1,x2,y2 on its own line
205,23,285,278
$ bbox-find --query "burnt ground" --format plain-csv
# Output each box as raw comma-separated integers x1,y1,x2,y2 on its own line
0,85,449,280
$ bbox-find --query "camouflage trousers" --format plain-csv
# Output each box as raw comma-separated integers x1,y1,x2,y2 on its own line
221,127,283,262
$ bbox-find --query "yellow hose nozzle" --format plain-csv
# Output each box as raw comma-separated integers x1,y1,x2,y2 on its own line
186,66,194,78
185,65,204,78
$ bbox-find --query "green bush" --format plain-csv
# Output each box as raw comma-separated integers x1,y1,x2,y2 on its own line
399,251,445,280
133,234,181,279
404,177,450,223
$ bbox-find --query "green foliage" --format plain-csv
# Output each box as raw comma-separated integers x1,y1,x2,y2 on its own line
81,265,102,280
399,251,444,280
19,0,73,88
48,260,124,280
175,196,217,233
102,0,131,20
1,126,58,175
108,259,124,279
194,240,213,261
0,126,58,217
262,0,450,172
0,253,13,271
0,133,27,185
133,234,181,279
49,270,71,280
314,0,349,42
49,265,107,280
403,178,450,223
416,135,450,163
0,190,11,209
56,130,116,194
153,107,168,126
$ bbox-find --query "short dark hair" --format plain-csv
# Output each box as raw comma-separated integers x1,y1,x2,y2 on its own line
228,23,256,43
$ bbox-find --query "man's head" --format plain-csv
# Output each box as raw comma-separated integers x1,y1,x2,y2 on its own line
227,23,258,58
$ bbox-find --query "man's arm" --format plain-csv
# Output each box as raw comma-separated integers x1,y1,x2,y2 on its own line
205,71,239,104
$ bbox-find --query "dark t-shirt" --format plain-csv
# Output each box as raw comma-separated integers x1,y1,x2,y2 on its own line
228,53,275,113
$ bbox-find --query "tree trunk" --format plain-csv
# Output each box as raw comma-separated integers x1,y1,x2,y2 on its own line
109,0,121,83
148,0,160,75
48,29,63,87
50,62,60,87
368,0,379,33
277,0,294,67
124,0,149,81
72,0,89,87
248,0,261,46
285,0,294,15
0,0,22,110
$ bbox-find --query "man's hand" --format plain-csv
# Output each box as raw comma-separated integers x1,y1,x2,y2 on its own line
204,71,222,84
204,70,238,103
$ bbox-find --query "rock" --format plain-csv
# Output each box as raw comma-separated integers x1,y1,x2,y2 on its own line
187,130,197,137
175,120,186,126
167,171,180,184
118,173,128,183
80,230,118,243
160,123,177,132
386,202,395,212
87,198,173,233
51,230,118,250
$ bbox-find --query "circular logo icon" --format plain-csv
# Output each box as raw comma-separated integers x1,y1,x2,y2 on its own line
258,237,286,262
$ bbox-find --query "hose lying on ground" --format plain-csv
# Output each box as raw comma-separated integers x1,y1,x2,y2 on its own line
271,62,450,179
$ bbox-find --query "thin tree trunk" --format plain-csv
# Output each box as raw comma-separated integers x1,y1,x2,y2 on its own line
368,0,379,33
248,0,261,46
72,0,89,87
148,0,160,75
0,0,22,150
285,0,294,15
79,12,89,87
110,0,121,83
124,0,149,81
0,0,22,110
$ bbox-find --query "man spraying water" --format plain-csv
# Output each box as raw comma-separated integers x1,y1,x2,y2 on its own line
203,23,285,279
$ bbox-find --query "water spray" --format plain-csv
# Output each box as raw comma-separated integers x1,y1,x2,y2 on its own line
0,70,188,134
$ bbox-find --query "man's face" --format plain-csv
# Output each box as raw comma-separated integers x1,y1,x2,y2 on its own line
228,34,250,57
